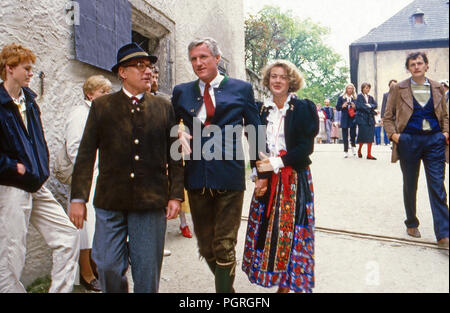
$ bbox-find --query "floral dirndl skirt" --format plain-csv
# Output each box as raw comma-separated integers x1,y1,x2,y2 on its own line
242,167,315,293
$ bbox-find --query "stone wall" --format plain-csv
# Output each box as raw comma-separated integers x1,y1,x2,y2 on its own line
0,0,244,288
246,68,269,103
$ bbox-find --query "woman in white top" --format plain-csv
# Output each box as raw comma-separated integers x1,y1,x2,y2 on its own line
65,75,111,291
242,60,318,293
316,104,326,144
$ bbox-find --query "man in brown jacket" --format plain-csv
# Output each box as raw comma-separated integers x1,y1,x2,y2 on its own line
69,43,184,292
383,52,449,248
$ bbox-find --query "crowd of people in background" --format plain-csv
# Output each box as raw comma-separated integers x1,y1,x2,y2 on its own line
316,75,450,164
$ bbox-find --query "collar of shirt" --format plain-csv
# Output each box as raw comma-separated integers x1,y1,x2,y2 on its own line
12,88,25,104
265,95,291,122
199,73,225,95
12,89,26,113
85,100,92,108
12,89,27,130
264,94,292,110
410,77,430,86
122,87,145,101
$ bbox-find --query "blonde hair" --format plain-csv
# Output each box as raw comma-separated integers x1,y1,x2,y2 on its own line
82,75,112,99
340,83,357,99
0,43,36,81
261,59,305,93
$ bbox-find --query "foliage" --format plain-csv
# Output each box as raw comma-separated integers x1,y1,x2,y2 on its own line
26,275,51,293
245,6,349,105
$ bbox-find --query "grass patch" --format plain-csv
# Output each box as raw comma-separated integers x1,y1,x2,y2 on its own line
26,275,51,293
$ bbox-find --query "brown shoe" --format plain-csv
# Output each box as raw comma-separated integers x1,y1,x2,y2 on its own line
80,276,101,292
437,238,449,249
407,227,421,238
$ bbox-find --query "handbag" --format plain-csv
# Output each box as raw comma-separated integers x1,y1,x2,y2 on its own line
54,143,73,185
348,106,356,118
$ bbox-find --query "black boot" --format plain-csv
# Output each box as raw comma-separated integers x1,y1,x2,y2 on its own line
215,263,235,293
206,260,216,275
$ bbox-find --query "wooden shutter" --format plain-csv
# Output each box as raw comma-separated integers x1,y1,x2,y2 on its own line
74,0,132,71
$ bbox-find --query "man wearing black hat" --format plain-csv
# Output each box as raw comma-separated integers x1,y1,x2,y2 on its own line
69,43,184,293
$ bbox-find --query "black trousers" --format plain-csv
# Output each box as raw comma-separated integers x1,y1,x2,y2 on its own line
187,189,244,266
342,126,357,152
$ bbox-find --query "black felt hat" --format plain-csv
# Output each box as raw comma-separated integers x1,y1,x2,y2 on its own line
111,43,157,73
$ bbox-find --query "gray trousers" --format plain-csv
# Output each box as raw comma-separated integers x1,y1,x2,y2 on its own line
92,208,166,293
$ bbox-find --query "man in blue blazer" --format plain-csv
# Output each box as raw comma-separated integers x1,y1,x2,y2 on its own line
172,38,265,293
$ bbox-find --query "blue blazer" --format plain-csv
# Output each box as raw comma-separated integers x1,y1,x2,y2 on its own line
336,96,356,129
172,76,262,190
355,93,377,127
0,83,50,192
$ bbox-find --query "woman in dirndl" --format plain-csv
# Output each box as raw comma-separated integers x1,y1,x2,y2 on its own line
242,60,319,293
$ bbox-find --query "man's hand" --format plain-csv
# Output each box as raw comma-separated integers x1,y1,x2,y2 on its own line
178,130,192,155
256,152,274,173
391,133,401,144
17,163,26,176
69,202,87,229
166,200,181,220
254,178,268,197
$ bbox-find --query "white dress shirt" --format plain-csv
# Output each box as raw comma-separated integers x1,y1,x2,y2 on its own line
197,73,225,124
122,87,145,102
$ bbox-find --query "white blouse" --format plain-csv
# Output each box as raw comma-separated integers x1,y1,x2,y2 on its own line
265,96,291,174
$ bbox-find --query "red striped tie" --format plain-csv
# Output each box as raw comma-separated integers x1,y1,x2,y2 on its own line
204,83,215,126
131,96,139,105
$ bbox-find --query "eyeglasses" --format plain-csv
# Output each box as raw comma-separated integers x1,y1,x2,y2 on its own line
125,61,155,72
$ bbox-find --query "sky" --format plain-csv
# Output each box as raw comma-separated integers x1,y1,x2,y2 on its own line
244,0,414,64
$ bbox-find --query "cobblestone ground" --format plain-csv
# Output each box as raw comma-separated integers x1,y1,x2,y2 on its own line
75,143,449,293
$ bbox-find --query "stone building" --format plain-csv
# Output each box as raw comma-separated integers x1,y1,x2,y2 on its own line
0,0,245,287
350,0,449,104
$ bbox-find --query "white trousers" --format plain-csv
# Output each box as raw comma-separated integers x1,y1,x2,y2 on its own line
0,185,80,293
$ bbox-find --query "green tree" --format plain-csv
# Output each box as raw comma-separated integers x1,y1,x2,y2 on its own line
245,6,349,105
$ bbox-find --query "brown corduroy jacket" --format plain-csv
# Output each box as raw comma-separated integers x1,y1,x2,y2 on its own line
383,78,449,163
70,90,184,212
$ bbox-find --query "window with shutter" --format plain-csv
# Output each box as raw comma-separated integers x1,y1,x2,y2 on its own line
74,0,132,72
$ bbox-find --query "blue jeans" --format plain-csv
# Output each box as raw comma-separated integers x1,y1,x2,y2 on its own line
92,208,166,293
374,126,382,145
398,132,449,241
382,127,390,145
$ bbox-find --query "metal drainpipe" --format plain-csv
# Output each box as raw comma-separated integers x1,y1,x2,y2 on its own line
373,43,378,103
